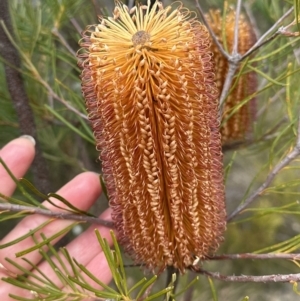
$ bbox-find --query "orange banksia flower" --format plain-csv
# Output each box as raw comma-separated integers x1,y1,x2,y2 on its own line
206,10,257,145
79,0,226,272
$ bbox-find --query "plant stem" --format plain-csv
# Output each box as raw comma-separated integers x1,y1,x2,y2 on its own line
227,111,300,221
198,269,300,283
241,7,294,60
0,203,114,228
51,27,77,57
232,0,242,56
208,253,300,260
195,0,230,60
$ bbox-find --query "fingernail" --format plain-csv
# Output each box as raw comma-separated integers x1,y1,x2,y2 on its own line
20,135,36,146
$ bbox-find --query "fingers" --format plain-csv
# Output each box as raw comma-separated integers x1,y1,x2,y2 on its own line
0,172,103,273
0,136,36,197
0,137,115,300
32,208,113,289
0,208,113,300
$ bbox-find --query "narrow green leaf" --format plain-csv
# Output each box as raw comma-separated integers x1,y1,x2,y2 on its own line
224,151,237,183
0,159,40,206
128,277,147,295
0,211,28,222
46,192,94,216
144,286,174,301
222,67,300,127
95,230,125,294
293,281,300,295
208,277,218,301
19,178,48,201
248,65,286,87
37,246,69,287
249,36,300,63
135,275,157,300
0,220,53,249
254,234,300,253
45,104,94,144
55,268,79,293
54,78,87,112
69,275,122,300
74,259,118,294
174,276,199,298
42,234,71,278
16,223,76,257
4,259,46,290
22,258,59,289
8,294,34,301
295,0,300,31
61,248,84,283
3,277,45,293
111,230,128,295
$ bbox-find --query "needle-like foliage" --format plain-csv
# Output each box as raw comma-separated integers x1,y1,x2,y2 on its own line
1,0,300,300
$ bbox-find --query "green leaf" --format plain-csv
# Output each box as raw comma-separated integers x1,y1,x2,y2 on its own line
144,286,174,301
135,275,158,300
208,277,218,301
0,220,53,249
16,223,76,257
45,192,94,216
45,104,94,144
74,260,118,294
128,277,147,295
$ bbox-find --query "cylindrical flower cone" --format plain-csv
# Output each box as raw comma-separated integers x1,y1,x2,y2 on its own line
78,1,226,272
206,9,257,145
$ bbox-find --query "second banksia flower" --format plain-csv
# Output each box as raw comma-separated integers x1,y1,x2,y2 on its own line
79,1,226,272
206,9,257,145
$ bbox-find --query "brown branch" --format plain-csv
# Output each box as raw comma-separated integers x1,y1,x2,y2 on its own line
232,0,242,56
218,63,239,109
37,77,88,120
197,269,300,283
227,111,300,221
195,3,294,112
124,252,300,271
0,203,114,228
70,18,82,35
194,0,240,111
194,0,230,60
0,1,50,194
241,7,294,60
208,253,300,261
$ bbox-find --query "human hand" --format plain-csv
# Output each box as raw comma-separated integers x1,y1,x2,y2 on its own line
0,136,113,300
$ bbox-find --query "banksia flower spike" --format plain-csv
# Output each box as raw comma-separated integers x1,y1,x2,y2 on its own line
78,1,226,272
206,10,257,145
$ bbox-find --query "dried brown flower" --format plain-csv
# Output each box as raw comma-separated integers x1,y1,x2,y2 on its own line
206,9,257,145
78,1,226,272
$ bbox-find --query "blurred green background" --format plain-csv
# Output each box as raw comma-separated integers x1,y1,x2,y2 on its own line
1,0,300,300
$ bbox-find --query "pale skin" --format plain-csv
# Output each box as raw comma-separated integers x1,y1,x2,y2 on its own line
0,136,113,300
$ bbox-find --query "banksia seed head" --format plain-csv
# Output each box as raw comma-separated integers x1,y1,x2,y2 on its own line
206,9,257,145
78,1,226,272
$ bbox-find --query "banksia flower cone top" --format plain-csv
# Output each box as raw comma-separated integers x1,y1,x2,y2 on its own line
79,0,226,272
